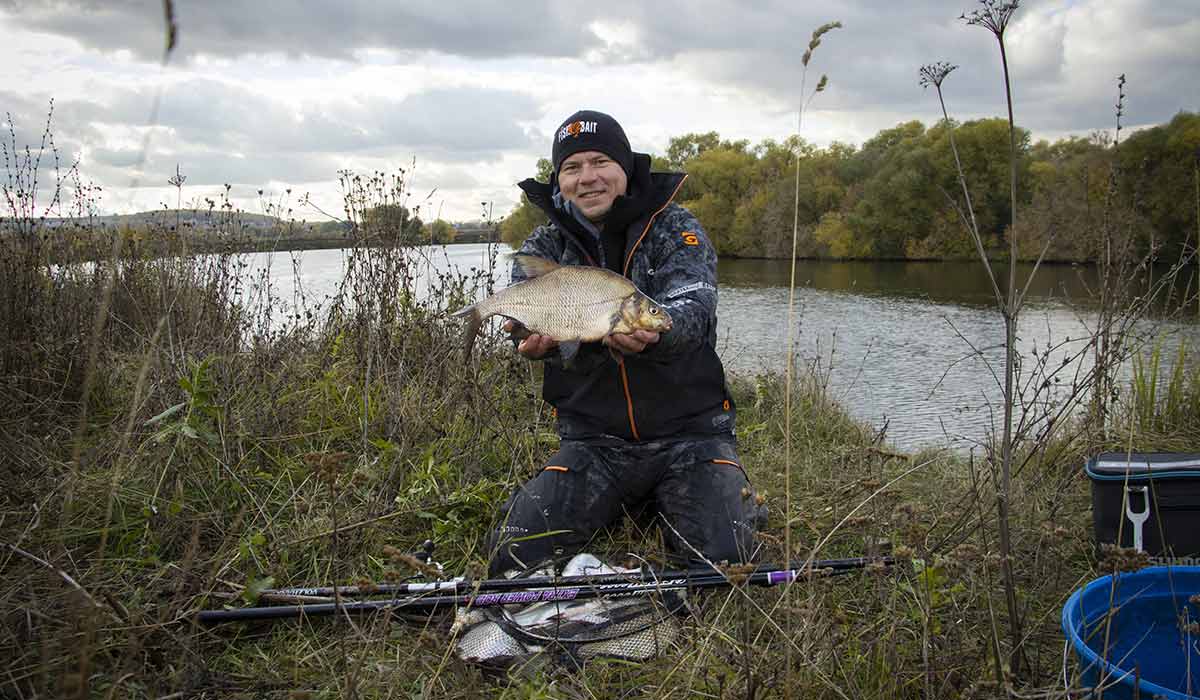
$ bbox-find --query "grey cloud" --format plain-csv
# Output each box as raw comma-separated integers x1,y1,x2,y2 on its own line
1,93,85,190
9,0,1197,170
90,145,143,168
95,81,539,159
3,79,540,196
10,0,603,61
643,0,1197,137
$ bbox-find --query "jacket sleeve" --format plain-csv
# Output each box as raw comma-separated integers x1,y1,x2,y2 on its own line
641,209,719,361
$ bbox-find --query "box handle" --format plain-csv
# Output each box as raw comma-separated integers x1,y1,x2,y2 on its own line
1124,485,1150,552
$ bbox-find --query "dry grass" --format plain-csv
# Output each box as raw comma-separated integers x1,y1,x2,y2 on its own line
1,151,1193,700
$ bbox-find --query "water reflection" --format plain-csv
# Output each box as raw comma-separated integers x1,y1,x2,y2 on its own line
718,258,1200,449
720,258,1198,313
239,244,1200,451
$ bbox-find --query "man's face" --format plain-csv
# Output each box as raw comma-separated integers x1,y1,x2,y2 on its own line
558,150,627,223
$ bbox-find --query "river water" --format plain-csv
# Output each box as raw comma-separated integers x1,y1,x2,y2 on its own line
247,243,1200,451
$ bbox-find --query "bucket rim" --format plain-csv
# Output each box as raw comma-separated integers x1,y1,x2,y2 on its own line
1061,565,1200,700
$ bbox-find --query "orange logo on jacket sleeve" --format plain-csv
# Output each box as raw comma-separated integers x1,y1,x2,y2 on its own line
681,231,699,246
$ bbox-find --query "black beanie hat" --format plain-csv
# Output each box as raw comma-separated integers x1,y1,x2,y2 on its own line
551,110,634,178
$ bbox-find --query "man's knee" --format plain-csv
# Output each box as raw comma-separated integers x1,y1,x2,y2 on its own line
696,513,758,564
658,445,761,565
485,449,620,576
486,481,556,576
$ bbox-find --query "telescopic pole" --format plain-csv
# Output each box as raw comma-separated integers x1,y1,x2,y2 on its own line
198,557,896,625
262,555,892,599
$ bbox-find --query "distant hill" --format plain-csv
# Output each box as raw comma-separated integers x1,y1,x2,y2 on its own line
2,208,501,257
32,209,285,230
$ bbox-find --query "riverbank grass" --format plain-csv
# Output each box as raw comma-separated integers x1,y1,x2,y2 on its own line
0,216,1189,699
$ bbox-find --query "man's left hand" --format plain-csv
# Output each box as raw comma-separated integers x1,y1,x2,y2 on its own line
604,330,660,355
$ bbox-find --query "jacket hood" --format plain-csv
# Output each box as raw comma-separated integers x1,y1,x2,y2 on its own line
519,154,683,229
518,153,685,271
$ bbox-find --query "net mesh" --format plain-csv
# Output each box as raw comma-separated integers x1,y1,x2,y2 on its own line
454,554,686,670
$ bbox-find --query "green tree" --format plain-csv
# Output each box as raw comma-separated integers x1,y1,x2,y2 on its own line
664,132,723,170
500,158,553,247
363,204,423,244
928,117,1031,246
1117,111,1200,259
496,114,1196,262
844,121,936,258
424,219,456,244
676,141,756,255
1021,135,1111,261
814,211,872,258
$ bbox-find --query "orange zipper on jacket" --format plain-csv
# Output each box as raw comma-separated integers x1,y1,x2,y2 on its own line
617,174,688,440
622,174,688,277
617,357,641,441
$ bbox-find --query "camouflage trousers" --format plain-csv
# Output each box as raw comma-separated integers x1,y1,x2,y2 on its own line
487,436,760,576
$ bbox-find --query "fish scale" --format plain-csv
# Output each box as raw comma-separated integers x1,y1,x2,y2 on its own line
452,255,672,359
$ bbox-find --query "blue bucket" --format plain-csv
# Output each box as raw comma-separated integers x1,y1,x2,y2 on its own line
1062,566,1200,699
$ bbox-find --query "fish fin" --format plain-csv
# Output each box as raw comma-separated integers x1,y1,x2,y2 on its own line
454,305,484,361
558,340,582,363
506,318,532,342
510,254,560,279
606,308,625,335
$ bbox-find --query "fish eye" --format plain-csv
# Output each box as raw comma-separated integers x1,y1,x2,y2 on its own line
650,307,659,314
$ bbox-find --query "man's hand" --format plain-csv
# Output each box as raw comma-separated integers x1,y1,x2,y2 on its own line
604,330,660,355
503,319,558,359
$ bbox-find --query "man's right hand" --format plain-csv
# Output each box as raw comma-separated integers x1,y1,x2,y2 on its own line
503,320,558,359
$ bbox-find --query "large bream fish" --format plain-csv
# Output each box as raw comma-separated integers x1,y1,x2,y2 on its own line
452,255,673,358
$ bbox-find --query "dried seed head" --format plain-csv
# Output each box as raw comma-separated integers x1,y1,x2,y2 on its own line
1098,543,1152,573
801,20,842,67
919,62,958,90
962,0,1020,37
845,514,875,527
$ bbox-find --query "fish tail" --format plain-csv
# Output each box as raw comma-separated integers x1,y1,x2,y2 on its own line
453,304,484,360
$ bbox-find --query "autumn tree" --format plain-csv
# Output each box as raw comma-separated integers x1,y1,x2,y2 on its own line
424,218,456,244
500,158,553,247
363,204,423,244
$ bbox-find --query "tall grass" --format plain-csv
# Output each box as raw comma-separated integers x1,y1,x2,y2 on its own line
1128,338,1200,444
2,85,1198,700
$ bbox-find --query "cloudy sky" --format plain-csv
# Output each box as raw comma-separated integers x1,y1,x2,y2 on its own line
1,0,1196,223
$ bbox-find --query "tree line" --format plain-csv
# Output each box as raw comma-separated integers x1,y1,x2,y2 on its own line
359,204,457,244
501,112,1200,262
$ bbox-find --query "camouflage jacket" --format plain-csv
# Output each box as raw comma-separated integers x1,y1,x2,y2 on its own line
513,154,736,442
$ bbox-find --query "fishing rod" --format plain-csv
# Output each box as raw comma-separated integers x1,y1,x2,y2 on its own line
198,555,897,625
261,555,895,600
